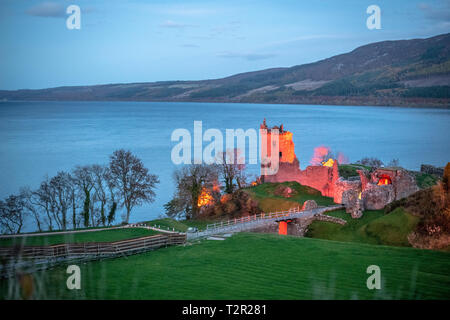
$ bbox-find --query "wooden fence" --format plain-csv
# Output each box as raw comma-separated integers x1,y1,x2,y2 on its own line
0,233,186,269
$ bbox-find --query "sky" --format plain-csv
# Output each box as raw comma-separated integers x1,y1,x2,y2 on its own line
0,0,449,90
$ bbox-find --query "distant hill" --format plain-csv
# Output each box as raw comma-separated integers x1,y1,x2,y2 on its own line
1,33,449,107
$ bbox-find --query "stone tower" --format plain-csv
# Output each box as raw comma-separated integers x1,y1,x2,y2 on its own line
260,119,297,164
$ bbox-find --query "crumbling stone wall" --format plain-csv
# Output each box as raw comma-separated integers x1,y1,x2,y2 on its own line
342,189,359,211
421,164,444,177
334,178,361,203
263,159,339,198
362,183,395,210
358,169,370,192
313,213,347,225
262,159,302,184
393,170,419,200
297,162,339,198
301,199,318,211
260,120,419,216
250,221,278,234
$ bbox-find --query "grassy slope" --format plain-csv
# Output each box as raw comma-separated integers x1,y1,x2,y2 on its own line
306,208,420,247
245,181,335,212
0,228,159,247
2,233,449,300
338,164,371,179
413,172,440,189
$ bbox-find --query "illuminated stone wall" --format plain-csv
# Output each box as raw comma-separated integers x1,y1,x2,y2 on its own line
259,120,418,211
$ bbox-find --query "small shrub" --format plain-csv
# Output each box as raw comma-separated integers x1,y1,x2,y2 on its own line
338,165,360,179
356,157,384,168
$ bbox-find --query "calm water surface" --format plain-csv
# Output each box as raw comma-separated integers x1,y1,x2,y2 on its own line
1,101,449,230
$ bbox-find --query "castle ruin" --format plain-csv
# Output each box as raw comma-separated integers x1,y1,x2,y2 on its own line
259,120,419,217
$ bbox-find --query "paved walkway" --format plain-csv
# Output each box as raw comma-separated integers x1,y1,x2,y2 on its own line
135,225,180,234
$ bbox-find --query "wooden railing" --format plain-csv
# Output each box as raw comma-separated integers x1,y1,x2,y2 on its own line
0,233,186,261
205,206,303,231
185,204,344,240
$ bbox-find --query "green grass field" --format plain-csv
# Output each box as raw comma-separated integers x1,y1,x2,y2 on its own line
1,182,447,300
245,181,335,212
2,232,449,300
306,208,420,247
0,228,160,247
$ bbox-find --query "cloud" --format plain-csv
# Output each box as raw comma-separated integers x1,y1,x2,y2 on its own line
145,3,218,16
418,1,450,21
26,2,65,18
264,34,348,48
180,43,200,48
164,8,217,16
209,22,242,39
217,52,277,61
160,20,194,29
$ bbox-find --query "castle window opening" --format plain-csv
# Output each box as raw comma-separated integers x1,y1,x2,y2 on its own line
377,174,392,185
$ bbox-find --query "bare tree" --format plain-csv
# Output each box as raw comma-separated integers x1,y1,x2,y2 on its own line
68,174,81,229
356,157,384,168
109,149,159,224
105,169,118,226
32,176,55,231
19,187,44,232
89,193,99,227
387,158,400,167
165,164,218,220
0,194,26,234
48,171,73,230
216,149,248,194
73,165,95,228
92,164,109,226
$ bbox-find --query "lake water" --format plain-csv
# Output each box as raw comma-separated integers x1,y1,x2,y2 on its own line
0,101,449,231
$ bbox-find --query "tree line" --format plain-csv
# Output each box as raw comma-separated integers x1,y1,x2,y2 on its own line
0,149,159,234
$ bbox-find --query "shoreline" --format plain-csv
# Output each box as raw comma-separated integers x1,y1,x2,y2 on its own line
1,99,449,110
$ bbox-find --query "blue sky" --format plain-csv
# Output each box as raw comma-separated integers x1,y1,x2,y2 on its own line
0,0,449,90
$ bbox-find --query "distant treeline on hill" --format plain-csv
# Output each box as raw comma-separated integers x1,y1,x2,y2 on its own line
1,33,449,107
